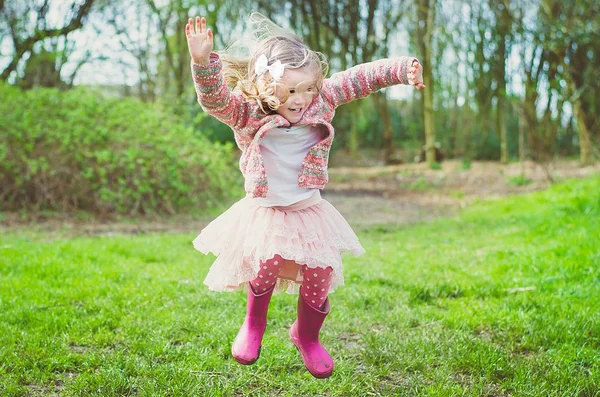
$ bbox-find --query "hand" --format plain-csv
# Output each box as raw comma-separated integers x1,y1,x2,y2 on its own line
185,16,213,64
408,60,426,91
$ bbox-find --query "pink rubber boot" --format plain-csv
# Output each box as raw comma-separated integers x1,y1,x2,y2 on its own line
289,296,334,378
231,283,275,365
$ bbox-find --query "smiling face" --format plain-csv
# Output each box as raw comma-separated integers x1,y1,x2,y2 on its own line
274,68,319,124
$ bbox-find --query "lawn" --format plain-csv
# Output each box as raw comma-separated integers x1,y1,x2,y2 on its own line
1,177,598,396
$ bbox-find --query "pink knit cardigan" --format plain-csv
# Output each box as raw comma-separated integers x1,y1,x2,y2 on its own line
192,53,418,198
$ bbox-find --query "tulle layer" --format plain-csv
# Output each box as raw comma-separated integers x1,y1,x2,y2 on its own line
193,193,364,294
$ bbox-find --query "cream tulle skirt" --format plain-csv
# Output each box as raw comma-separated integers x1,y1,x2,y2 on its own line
193,191,365,294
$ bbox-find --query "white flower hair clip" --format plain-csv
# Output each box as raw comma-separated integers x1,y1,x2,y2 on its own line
254,54,285,81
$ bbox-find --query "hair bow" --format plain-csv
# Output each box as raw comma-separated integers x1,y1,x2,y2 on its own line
254,54,285,81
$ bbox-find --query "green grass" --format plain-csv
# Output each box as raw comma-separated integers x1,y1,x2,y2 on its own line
508,174,534,186
408,176,435,191
1,177,599,396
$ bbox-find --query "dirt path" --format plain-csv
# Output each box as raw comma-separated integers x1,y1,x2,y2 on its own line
2,160,598,235
324,160,599,228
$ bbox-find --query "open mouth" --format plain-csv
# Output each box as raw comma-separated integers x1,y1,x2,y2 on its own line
289,107,303,114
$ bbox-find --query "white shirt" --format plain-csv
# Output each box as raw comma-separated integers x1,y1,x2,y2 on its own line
257,125,324,207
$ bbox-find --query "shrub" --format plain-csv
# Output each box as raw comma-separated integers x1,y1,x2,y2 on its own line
429,161,442,170
508,174,533,186
0,82,242,216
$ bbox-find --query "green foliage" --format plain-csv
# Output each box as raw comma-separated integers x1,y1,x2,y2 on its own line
408,176,432,191
330,98,418,155
465,176,600,223
185,101,236,144
0,82,242,215
508,174,533,186
461,160,472,170
429,161,442,170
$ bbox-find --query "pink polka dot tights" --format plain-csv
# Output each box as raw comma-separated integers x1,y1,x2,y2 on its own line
249,255,333,310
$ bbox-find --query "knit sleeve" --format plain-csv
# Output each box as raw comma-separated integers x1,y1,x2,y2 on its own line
321,56,419,109
191,53,250,130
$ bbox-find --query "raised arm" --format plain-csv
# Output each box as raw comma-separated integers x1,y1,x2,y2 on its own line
321,57,425,109
186,17,249,129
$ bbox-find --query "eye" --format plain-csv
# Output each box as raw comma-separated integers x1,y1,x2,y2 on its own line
289,89,296,94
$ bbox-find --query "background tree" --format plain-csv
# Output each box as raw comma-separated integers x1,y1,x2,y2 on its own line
1,0,598,166
491,0,512,164
104,1,160,101
0,0,95,82
259,0,410,163
540,0,600,165
414,0,437,164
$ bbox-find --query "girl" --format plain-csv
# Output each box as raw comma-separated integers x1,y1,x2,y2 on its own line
185,14,424,379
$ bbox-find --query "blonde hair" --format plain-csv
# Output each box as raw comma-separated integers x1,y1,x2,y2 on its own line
219,13,329,114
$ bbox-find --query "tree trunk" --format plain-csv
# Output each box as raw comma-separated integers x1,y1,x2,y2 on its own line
347,101,360,158
373,93,395,164
416,0,437,164
463,95,472,161
519,105,526,174
563,65,594,166
498,89,508,163
573,98,593,166
449,83,460,158
494,0,510,164
423,73,435,163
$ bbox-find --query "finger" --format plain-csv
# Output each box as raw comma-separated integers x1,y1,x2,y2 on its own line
196,16,201,34
201,17,206,34
207,28,213,40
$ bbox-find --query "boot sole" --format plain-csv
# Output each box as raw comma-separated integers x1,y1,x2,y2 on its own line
289,329,333,379
232,345,261,365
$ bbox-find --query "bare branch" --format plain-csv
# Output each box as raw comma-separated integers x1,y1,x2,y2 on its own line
1,0,95,81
